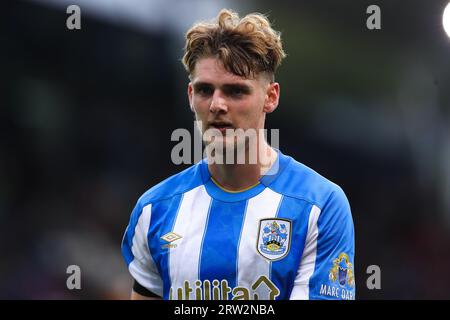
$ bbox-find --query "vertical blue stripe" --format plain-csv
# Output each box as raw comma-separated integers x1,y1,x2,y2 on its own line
147,194,184,300
235,200,249,285
270,196,312,299
198,199,214,279
199,199,248,299
268,195,284,281
121,202,143,266
308,188,355,299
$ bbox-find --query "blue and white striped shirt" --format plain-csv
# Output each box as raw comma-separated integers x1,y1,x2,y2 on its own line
122,150,355,300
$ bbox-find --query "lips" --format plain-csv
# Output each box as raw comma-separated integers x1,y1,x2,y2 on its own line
208,122,234,133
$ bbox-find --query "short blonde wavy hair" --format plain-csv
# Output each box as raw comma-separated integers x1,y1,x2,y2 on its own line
182,9,286,80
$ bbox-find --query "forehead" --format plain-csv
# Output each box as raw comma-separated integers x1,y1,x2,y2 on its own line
191,57,257,86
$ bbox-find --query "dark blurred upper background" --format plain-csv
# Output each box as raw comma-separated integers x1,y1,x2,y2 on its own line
2,0,450,299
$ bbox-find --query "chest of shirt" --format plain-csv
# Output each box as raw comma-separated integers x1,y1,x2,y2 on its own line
146,192,315,299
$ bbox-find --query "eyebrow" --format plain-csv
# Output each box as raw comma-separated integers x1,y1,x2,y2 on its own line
193,82,252,92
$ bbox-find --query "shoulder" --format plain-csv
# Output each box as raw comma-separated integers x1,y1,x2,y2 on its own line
269,154,349,210
135,161,205,209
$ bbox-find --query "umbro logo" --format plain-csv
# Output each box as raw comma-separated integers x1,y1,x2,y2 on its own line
161,232,182,249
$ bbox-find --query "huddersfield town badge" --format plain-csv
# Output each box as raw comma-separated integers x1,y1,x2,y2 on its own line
257,218,292,261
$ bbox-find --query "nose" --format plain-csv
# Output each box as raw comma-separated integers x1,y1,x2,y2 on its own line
209,90,227,113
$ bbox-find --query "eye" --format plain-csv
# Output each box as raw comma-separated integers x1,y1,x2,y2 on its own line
196,86,213,96
225,86,247,98
230,87,244,96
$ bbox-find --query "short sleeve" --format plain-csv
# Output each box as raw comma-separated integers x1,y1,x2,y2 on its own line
121,201,163,297
290,187,355,300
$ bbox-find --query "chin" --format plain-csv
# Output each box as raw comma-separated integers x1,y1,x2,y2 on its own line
204,137,231,151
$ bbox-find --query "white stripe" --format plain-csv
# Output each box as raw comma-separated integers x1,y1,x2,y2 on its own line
129,203,164,297
289,205,321,300
169,185,212,299
237,188,283,299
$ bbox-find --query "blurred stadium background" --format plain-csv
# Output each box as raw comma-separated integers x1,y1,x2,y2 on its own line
2,0,450,299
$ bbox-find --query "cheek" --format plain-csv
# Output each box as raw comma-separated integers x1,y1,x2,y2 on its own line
192,97,208,114
246,95,265,116
235,101,263,127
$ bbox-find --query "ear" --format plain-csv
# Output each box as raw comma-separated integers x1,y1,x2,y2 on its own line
263,82,280,114
188,82,194,112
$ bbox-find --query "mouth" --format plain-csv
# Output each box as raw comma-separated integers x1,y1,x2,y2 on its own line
208,122,234,134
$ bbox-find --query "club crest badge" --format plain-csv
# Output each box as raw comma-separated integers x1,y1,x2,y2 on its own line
329,252,355,288
257,218,292,261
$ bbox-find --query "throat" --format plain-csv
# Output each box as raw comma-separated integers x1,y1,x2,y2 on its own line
211,176,260,193
207,146,278,192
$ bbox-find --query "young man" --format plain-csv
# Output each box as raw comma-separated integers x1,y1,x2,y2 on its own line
122,9,355,300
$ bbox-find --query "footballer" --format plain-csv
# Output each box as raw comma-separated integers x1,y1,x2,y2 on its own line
121,9,355,300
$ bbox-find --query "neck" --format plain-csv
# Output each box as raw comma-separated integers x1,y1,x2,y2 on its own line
207,141,277,192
